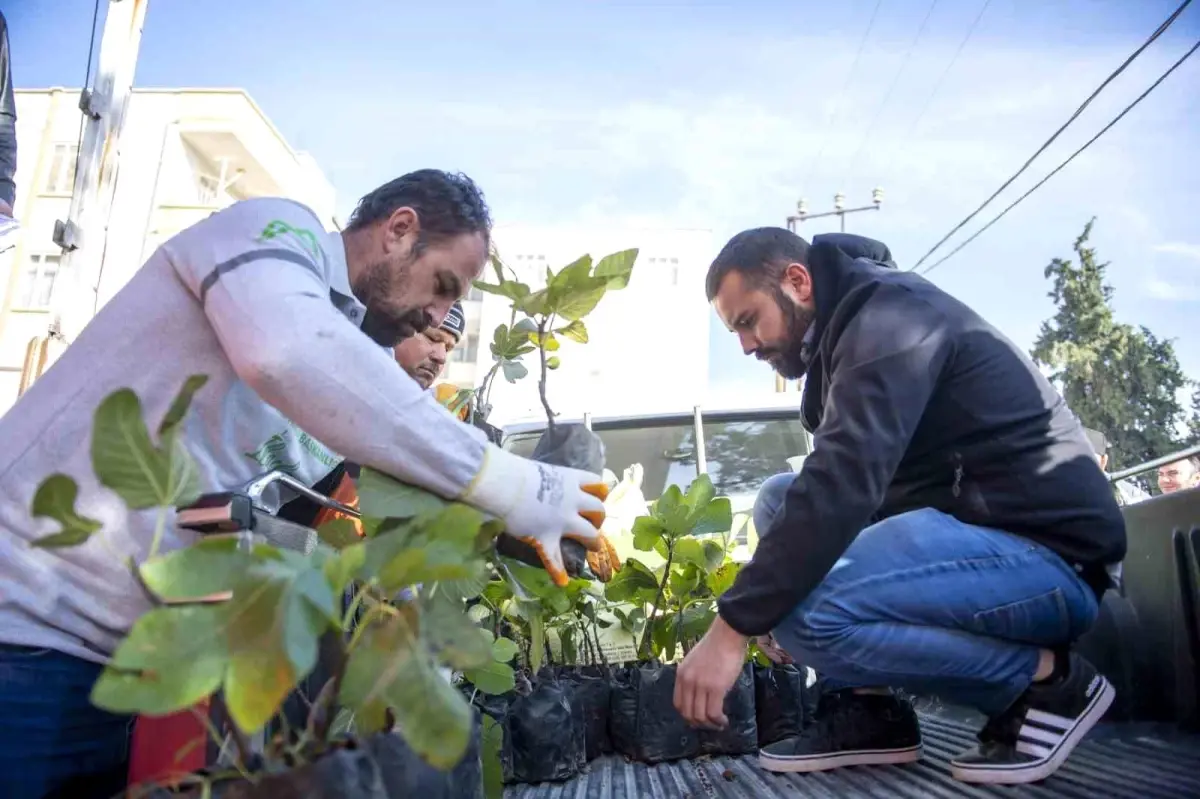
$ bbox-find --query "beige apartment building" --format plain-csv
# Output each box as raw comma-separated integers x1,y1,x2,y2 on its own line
0,88,337,412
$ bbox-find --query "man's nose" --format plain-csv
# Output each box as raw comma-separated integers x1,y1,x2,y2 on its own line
427,301,452,328
430,346,448,366
738,331,758,356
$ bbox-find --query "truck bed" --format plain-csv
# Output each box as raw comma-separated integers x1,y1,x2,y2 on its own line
505,713,1200,799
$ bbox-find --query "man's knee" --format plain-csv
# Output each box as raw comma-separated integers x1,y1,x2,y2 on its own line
753,472,795,535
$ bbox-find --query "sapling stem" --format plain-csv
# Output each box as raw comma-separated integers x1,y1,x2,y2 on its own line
536,316,556,436
148,504,169,560
639,540,673,659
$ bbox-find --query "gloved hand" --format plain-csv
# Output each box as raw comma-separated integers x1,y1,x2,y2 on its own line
462,444,607,586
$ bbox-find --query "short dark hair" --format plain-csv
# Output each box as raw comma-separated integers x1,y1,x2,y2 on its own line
346,169,492,252
705,227,811,301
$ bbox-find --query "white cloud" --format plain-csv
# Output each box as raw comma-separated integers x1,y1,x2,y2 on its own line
1154,242,1200,261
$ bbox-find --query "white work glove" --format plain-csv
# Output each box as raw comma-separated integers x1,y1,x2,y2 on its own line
461,444,607,586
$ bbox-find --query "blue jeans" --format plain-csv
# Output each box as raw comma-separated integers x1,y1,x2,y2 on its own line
754,473,1101,716
0,644,133,799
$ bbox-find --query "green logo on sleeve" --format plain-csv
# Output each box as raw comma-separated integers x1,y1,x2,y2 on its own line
258,220,322,261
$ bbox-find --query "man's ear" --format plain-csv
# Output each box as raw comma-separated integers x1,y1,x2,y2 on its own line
382,206,419,253
781,262,814,304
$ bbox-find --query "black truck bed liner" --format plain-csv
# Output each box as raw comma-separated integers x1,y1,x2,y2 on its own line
505,714,1200,798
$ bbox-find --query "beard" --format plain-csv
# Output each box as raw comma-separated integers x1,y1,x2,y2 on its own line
760,288,815,380
355,257,432,348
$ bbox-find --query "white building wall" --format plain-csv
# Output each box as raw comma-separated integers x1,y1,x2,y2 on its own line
475,227,714,425
0,89,337,414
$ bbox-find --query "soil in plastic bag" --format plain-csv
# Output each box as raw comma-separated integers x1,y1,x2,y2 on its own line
696,663,758,757
609,663,700,764
372,712,483,799
151,721,484,799
610,662,758,763
471,677,584,784
556,665,613,760
508,677,585,782
754,663,809,746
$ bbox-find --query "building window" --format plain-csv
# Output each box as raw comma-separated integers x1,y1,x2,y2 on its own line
44,144,79,194
195,174,220,206
449,333,479,363
15,253,62,310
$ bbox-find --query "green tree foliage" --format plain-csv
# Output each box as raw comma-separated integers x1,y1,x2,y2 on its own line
1032,219,1189,472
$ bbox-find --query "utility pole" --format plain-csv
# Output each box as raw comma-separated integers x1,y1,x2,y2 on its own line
19,0,149,395
775,187,884,393
787,188,884,234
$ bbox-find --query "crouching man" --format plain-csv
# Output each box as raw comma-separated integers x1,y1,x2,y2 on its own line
673,228,1125,786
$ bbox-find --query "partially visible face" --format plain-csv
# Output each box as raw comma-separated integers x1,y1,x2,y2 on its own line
711,267,816,379
393,328,456,390
355,211,487,347
1158,458,1200,494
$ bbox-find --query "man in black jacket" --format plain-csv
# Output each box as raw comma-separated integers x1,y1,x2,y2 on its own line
674,227,1125,786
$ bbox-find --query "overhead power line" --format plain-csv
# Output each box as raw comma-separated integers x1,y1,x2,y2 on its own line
843,0,941,189
797,0,884,194
909,0,1195,271
891,0,992,162
920,37,1200,276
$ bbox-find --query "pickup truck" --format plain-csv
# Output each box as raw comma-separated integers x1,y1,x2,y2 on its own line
499,408,1200,798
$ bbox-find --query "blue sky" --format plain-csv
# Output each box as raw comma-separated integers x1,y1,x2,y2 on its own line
7,0,1200,401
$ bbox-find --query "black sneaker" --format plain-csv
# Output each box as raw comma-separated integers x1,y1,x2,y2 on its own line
758,690,923,773
951,652,1115,785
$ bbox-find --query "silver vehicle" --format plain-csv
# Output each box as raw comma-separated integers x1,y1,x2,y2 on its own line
500,400,815,561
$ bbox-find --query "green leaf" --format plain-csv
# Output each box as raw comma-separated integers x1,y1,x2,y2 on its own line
424,594,494,671
542,333,560,352
594,249,638,290
668,563,701,597
29,474,102,548
549,255,594,294
672,537,707,571
652,615,677,661
555,319,588,344
91,604,228,716
464,659,517,696
473,280,530,302
519,288,551,317
481,714,505,799
340,610,473,770
492,636,519,662
501,360,528,383
691,497,733,536
157,374,209,438
317,518,361,550
701,539,727,572
529,613,546,673
467,603,492,624
554,278,608,322
91,387,202,510
684,474,716,515
138,535,259,600
501,558,561,599
325,541,365,594
357,468,449,520
546,356,561,370
604,558,659,603
440,565,490,601
631,516,666,552
681,603,716,641
706,561,741,597
223,561,333,733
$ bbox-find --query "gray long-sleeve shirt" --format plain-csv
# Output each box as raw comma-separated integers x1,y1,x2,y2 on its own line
0,12,16,208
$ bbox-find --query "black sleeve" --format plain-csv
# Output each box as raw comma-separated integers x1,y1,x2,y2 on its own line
0,13,16,208
717,286,955,636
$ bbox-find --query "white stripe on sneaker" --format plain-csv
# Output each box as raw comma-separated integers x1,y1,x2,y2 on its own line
1025,708,1075,731
1016,740,1054,758
1019,724,1064,745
